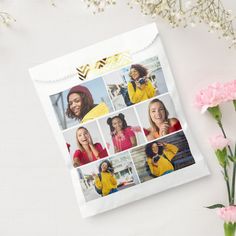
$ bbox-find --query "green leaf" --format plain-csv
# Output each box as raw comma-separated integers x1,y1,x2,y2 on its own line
233,100,236,112
207,106,222,122
216,148,227,167
205,204,225,209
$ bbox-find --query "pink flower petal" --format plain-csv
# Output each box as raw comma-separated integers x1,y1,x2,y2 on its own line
217,206,236,223
209,134,231,151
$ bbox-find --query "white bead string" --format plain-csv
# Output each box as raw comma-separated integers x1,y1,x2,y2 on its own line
33,31,159,83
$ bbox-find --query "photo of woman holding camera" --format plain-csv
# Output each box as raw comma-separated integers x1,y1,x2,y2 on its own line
93,160,118,196
127,64,156,104
144,98,182,141
145,141,179,177
107,113,137,153
73,127,108,167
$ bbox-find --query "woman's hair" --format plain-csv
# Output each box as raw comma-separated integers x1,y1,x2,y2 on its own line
76,127,93,151
129,64,148,91
98,160,114,173
129,64,148,79
145,141,163,158
107,113,128,136
148,98,169,132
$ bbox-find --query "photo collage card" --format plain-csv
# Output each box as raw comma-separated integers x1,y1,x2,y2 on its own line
30,23,209,217
50,56,195,202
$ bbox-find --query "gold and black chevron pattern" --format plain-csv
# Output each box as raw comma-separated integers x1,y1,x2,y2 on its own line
103,52,131,72
76,52,132,80
76,64,90,80
95,58,107,69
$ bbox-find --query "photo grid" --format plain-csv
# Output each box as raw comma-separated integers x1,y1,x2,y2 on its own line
49,56,195,202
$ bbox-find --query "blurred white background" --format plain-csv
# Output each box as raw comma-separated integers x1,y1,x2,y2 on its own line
0,0,236,235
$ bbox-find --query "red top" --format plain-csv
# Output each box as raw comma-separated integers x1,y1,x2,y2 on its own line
144,120,182,137
112,127,135,152
168,120,182,133
73,143,108,166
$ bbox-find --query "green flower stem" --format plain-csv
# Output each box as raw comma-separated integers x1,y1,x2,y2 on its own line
233,100,236,204
224,166,231,204
233,100,236,111
217,120,233,156
217,120,235,205
232,165,236,205
224,222,236,236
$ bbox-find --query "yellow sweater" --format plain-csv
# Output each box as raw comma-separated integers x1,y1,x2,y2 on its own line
127,80,155,104
147,144,178,177
81,102,109,123
94,172,117,196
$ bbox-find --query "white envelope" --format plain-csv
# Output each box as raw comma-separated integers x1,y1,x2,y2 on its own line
29,23,209,218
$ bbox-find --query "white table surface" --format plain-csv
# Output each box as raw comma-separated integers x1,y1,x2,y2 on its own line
1,0,236,235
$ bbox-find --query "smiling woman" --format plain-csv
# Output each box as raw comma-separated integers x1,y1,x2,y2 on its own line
127,64,156,104
66,85,109,123
144,98,182,141
107,113,137,153
145,142,179,177
73,127,108,167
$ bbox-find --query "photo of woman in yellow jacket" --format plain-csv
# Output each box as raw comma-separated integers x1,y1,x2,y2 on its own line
127,64,156,104
93,160,118,196
66,85,109,123
145,142,179,177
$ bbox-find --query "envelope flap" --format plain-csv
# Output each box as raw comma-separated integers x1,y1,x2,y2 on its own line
29,23,159,83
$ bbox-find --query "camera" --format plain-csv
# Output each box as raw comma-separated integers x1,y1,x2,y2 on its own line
107,167,114,173
138,78,146,85
152,155,161,163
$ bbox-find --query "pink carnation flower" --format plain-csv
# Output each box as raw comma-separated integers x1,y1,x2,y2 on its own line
209,134,231,151
224,80,236,101
195,82,226,113
217,206,236,223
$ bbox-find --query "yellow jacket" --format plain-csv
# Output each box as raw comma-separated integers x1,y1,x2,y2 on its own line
127,80,155,104
81,102,109,123
94,172,117,196
147,144,178,177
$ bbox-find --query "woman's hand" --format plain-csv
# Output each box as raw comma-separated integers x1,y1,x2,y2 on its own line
159,122,170,136
114,146,120,153
152,159,159,166
89,142,100,159
135,79,146,89
130,135,137,148
135,81,142,89
92,172,97,178
88,136,93,145
73,158,80,168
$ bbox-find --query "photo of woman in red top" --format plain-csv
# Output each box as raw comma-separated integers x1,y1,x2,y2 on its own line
107,113,137,153
144,98,182,141
73,127,108,167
